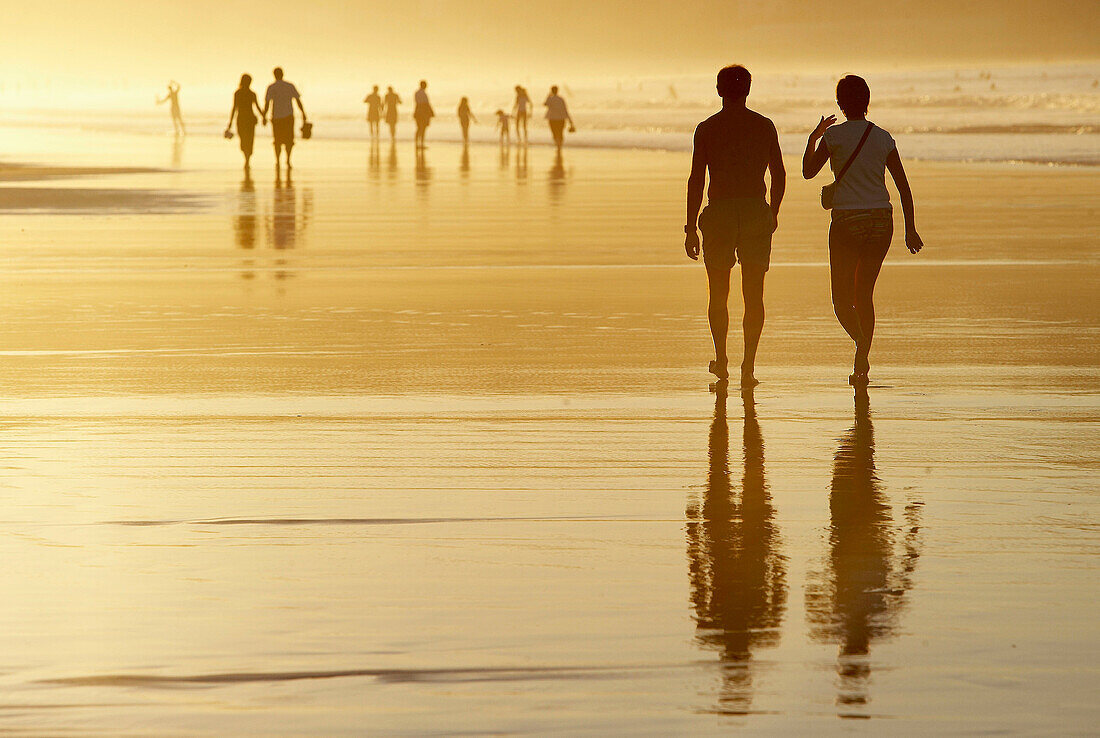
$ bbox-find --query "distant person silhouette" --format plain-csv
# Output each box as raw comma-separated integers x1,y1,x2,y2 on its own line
687,384,787,712
384,86,402,142
457,97,477,145
495,110,511,145
685,65,785,388
225,74,263,171
262,67,308,175
364,85,383,139
157,81,185,135
543,85,575,152
513,85,533,142
802,75,923,386
413,80,434,150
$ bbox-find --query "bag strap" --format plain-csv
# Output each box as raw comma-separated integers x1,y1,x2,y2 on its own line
834,122,873,185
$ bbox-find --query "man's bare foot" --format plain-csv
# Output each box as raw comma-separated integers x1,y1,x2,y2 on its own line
709,359,729,380
740,362,759,389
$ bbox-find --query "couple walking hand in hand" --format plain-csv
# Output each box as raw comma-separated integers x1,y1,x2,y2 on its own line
226,67,309,174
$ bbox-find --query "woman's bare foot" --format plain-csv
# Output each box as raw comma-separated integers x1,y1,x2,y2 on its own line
740,363,759,389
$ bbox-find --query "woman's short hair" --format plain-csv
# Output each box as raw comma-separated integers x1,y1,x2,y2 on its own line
836,75,870,116
717,65,751,99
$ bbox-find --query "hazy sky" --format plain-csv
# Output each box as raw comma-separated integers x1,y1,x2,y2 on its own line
2,0,1097,102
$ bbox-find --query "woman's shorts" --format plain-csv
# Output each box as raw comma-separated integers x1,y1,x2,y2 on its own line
699,197,773,271
829,208,893,259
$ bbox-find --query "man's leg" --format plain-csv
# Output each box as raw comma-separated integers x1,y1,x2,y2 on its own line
285,142,293,170
739,264,766,386
706,263,732,379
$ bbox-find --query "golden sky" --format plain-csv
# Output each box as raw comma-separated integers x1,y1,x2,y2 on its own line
3,1,1097,86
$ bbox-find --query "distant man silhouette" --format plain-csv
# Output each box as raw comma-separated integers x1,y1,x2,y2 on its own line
364,85,382,140
262,68,308,174
413,80,434,150
543,86,575,152
685,65,785,388
157,81,185,136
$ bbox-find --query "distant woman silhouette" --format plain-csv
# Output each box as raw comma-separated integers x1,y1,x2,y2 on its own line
413,80,434,150
457,97,477,145
384,86,401,142
512,85,532,142
225,74,263,170
157,81,185,136
364,85,382,139
802,75,924,386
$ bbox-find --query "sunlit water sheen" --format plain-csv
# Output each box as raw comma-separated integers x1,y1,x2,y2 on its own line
0,129,1096,734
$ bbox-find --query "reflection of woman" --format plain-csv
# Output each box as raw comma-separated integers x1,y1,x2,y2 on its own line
364,85,382,139
805,388,922,709
686,386,786,713
802,75,924,386
383,86,401,142
512,85,532,142
225,74,263,170
413,80,434,150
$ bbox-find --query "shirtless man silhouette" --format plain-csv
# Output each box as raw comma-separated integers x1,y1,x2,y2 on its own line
685,65,785,388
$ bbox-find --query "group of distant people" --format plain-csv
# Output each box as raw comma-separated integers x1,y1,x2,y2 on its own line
363,82,575,151
168,71,577,173
686,65,924,388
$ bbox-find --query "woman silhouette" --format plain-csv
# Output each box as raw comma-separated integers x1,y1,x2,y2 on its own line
512,85,532,142
225,74,263,170
384,86,402,142
802,75,924,385
457,97,477,145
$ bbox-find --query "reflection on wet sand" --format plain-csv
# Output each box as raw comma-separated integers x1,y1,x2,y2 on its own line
415,148,432,187
234,174,257,251
368,139,381,179
687,385,787,714
548,150,567,207
805,388,923,712
515,143,528,182
170,134,183,169
387,141,398,180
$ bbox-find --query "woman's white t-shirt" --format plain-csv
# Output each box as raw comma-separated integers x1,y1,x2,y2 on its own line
823,120,896,210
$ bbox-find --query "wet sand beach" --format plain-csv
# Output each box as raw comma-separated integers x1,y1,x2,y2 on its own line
0,129,1096,734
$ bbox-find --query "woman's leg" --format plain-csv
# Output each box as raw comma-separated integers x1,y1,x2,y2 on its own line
829,219,866,364
852,220,893,375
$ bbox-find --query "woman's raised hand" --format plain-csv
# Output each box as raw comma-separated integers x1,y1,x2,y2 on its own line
812,115,837,139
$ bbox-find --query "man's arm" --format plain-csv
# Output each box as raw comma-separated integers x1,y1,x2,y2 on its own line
886,148,923,253
296,95,307,122
767,124,786,232
684,127,707,261
261,92,270,124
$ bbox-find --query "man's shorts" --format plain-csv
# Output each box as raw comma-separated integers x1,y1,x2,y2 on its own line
699,197,773,271
272,116,295,147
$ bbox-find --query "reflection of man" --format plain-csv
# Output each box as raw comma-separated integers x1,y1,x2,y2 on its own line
687,385,786,713
263,68,308,174
684,65,785,389
543,86,575,152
